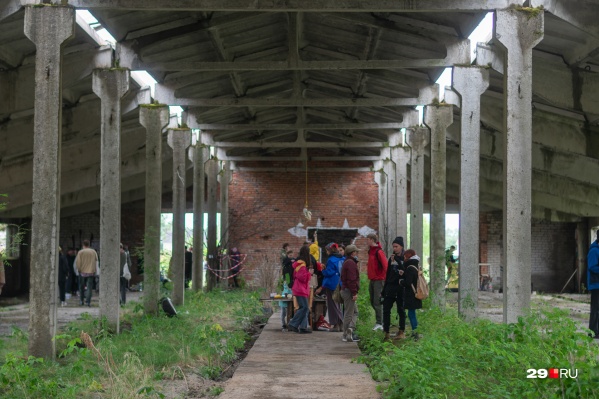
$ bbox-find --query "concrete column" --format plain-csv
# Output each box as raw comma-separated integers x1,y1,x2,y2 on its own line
139,105,169,315
495,8,544,324
205,158,219,291
390,132,409,241
189,144,209,292
406,127,429,263
424,105,453,309
383,156,395,253
93,68,130,332
374,160,389,251
453,65,490,321
218,160,232,252
167,128,191,306
24,4,74,359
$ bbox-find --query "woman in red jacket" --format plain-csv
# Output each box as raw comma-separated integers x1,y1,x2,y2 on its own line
287,245,313,334
340,244,361,342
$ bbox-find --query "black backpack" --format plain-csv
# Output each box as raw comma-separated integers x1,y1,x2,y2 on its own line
282,260,295,289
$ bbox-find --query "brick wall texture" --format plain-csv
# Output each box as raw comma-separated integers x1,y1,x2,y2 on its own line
480,211,577,292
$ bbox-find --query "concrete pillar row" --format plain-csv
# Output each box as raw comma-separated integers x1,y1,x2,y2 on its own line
24,4,75,359
424,105,453,309
406,127,429,259
205,158,219,291
390,131,409,243
374,160,390,252
494,8,544,324
189,143,209,292
92,68,130,333
167,129,191,306
139,105,170,315
452,65,490,322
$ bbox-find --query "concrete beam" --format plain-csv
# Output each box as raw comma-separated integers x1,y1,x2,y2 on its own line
190,144,209,292
64,0,513,12
0,0,22,22
200,132,387,148
195,123,406,131
156,84,437,107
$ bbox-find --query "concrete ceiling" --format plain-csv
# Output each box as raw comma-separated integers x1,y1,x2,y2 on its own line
0,0,598,222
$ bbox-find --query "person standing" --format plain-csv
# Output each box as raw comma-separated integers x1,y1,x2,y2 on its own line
58,246,69,307
230,247,241,288
382,237,407,341
287,245,313,334
400,249,423,340
320,242,344,331
119,243,129,305
366,233,388,331
445,245,457,286
341,244,361,342
184,246,193,288
75,240,98,307
281,243,290,265
588,230,599,339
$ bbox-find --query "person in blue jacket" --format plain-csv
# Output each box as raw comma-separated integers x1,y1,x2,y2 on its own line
318,242,345,332
588,230,599,339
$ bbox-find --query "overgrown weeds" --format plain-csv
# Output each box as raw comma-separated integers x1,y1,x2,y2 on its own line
0,289,265,398
355,278,599,399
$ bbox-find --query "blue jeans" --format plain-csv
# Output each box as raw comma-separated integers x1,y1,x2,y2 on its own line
289,295,309,330
408,309,418,331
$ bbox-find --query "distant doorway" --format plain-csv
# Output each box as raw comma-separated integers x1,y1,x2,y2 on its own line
307,228,358,265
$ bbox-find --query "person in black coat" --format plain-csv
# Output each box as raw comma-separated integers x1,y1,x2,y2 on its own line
400,249,422,340
382,236,407,341
58,246,70,307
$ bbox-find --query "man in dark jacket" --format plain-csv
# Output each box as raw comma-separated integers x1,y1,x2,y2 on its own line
341,244,361,342
588,230,599,339
382,236,407,341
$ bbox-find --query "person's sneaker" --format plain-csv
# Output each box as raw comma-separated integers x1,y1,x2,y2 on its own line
351,333,361,342
372,324,383,331
343,328,353,342
288,325,299,333
394,330,406,340
299,328,313,334
61,301,67,307
342,334,348,342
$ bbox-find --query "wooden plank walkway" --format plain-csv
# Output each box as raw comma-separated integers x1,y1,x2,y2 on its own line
217,311,381,399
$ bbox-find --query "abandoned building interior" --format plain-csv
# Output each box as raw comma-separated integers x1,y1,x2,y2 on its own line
0,0,598,357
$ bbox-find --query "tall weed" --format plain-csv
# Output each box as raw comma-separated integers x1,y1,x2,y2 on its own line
357,288,599,399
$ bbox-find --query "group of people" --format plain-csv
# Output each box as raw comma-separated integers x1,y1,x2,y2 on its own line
57,240,132,307
279,232,424,342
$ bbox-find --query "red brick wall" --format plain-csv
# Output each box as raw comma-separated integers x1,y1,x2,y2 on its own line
227,167,380,282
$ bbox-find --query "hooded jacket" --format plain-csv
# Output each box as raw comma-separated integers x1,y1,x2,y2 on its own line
400,256,423,310
341,256,360,296
367,242,388,281
291,260,311,297
588,241,599,291
322,253,344,290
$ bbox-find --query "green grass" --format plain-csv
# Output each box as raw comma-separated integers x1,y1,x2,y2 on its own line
0,289,265,398
355,274,599,399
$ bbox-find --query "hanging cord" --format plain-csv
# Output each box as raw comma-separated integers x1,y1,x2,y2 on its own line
303,157,312,220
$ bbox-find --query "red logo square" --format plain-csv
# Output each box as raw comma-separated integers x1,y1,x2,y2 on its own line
549,368,559,379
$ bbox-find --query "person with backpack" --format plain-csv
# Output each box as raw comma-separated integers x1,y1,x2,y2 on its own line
287,246,313,334
367,233,388,331
400,249,423,340
382,236,407,341
319,242,345,332
588,230,599,339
